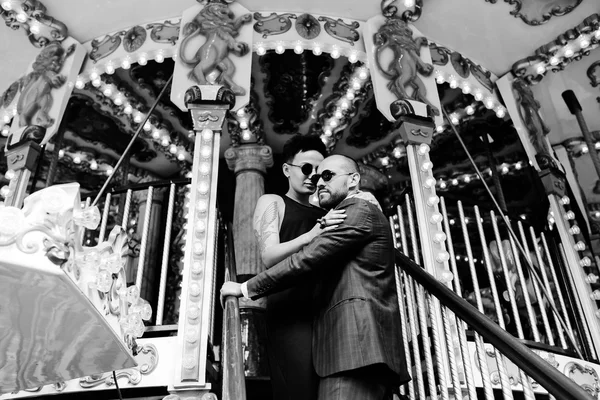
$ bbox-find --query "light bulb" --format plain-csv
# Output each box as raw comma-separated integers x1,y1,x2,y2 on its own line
420,161,433,172
348,52,358,63
155,53,165,63
138,55,148,65
549,56,559,66
330,48,340,59
465,106,475,115
294,44,303,54
105,64,115,74
275,44,284,54
202,129,213,141
417,143,430,155
256,46,266,56
430,212,443,224
312,46,322,56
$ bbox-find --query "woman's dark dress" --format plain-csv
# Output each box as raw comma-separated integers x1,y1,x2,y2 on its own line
265,195,325,400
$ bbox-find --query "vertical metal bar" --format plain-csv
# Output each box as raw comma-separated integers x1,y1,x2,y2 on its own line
135,186,154,290
121,189,133,230
474,206,515,400
490,211,525,338
457,201,494,400
98,193,111,243
539,232,570,349
406,197,440,400
391,216,416,400
156,183,177,326
517,222,553,345
507,225,541,342
398,203,425,399
489,212,536,398
440,197,478,400
558,243,597,359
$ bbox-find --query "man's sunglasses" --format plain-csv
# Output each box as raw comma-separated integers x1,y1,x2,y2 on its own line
310,170,353,185
287,163,316,176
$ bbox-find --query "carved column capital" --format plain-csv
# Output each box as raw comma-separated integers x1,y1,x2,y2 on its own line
394,116,435,146
225,144,274,175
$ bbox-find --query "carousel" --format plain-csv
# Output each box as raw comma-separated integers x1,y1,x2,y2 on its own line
0,0,599,399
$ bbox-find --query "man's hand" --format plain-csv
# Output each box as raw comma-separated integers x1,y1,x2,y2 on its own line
220,281,243,307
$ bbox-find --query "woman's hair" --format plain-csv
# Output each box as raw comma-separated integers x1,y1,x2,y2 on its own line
282,134,327,162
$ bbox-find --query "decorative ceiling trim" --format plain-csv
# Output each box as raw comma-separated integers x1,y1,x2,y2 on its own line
0,0,68,47
381,0,422,22
78,17,181,82
511,13,600,85
483,0,582,26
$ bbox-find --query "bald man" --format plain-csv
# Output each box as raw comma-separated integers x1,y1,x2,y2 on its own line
221,155,410,400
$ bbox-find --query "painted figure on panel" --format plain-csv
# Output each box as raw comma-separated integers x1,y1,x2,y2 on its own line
179,0,252,95
16,41,75,128
512,78,552,158
373,17,439,116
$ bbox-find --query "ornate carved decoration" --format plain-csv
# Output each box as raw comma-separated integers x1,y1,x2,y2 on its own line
123,26,147,53
430,43,494,92
178,2,252,95
484,0,582,26
318,17,360,44
146,20,181,44
373,15,438,117
512,78,555,167
253,12,296,38
15,41,75,128
1,81,19,109
565,362,600,398
296,14,321,40
0,0,69,47
512,13,600,84
90,31,126,63
587,61,600,105
381,0,423,22
260,50,334,134
79,343,158,388
588,61,600,87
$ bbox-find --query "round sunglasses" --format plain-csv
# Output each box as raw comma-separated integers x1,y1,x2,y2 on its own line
286,163,317,176
310,170,353,185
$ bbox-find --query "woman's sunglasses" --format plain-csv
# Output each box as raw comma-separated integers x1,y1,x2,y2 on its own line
286,163,316,176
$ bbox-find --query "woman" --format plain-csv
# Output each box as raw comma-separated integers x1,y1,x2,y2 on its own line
253,135,345,400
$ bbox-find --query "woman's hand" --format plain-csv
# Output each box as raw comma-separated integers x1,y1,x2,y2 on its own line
306,209,346,242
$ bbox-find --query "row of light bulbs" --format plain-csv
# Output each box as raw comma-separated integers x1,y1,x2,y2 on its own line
81,77,191,162
57,149,115,176
180,128,215,373
254,41,366,64
534,29,600,76
434,70,506,120
77,49,176,86
321,66,370,147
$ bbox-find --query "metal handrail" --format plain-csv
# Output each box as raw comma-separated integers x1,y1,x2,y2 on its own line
221,223,246,400
395,248,593,400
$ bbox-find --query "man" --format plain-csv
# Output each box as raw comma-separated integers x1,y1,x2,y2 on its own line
222,154,410,399
254,134,344,400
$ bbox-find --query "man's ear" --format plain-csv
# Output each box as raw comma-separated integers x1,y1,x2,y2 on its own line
348,172,361,190
282,163,290,178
